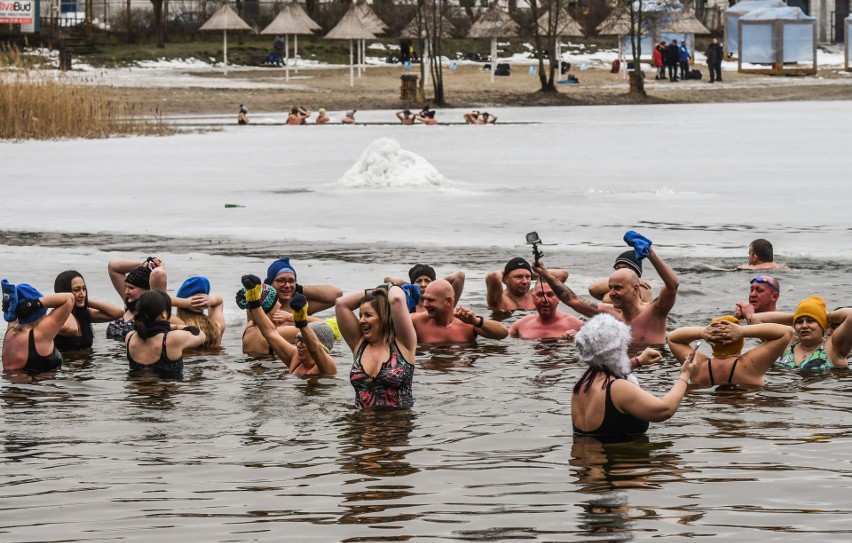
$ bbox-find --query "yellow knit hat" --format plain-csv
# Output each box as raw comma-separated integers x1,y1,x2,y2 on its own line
709,315,744,358
794,296,827,332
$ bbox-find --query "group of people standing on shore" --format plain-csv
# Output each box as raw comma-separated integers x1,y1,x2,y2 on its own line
653,38,725,83
3,235,851,434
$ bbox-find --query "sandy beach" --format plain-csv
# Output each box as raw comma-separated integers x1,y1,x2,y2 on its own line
99,61,852,116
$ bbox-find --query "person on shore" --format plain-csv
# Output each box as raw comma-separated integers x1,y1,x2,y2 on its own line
654,42,666,80
2,280,73,373
678,40,691,80
124,290,206,378
753,296,852,370
413,279,508,343
383,264,465,314
106,257,168,341
342,110,356,124
733,275,780,324
241,276,337,375
588,251,653,304
486,257,568,312
666,40,680,81
667,316,792,387
706,38,724,83
172,276,225,349
737,239,788,271
571,314,696,441
316,108,330,125
53,270,123,352
287,106,310,125
396,109,415,125
509,281,584,340
533,231,679,345
336,284,417,409
238,104,249,125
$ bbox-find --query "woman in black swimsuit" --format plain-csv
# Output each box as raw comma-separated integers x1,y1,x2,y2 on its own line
54,270,123,352
668,316,792,387
571,314,696,441
2,280,74,373
125,290,206,377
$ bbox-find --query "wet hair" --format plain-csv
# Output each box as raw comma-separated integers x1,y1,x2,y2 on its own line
177,309,220,348
54,270,92,335
359,286,395,346
750,239,774,262
133,290,172,338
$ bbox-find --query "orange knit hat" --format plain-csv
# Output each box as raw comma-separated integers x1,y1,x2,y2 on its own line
709,315,744,358
794,296,827,332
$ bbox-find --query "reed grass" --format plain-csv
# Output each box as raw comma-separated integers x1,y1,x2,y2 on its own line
0,46,176,141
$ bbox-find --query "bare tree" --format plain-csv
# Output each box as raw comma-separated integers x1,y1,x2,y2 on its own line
527,0,566,92
150,0,166,48
412,0,448,106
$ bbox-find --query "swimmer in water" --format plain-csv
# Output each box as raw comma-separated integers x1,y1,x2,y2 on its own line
53,270,123,352
412,279,507,343
172,276,225,349
668,316,792,387
383,264,465,313
733,275,780,324
396,109,415,125
316,108,330,124
342,110,356,124
238,104,249,125
737,239,790,271
106,257,170,341
588,251,653,304
508,280,584,340
486,257,568,312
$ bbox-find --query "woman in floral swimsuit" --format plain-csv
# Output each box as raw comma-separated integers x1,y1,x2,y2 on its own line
335,284,417,409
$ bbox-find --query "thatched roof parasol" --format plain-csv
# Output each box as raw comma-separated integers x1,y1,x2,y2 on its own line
325,6,377,87
284,0,320,32
199,3,251,32
595,11,631,36
355,0,388,35
199,3,252,69
661,10,711,34
400,15,457,39
261,4,315,35
468,4,520,38
537,7,585,37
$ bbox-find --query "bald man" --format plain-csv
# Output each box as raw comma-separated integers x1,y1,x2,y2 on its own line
413,280,508,343
532,245,679,345
509,281,584,339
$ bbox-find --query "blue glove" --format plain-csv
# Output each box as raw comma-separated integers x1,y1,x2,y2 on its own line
623,231,653,260
402,283,421,312
2,279,18,322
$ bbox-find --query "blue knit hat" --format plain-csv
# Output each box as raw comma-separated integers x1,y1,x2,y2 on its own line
176,276,210,299
2,281,48,325
265,257,297,285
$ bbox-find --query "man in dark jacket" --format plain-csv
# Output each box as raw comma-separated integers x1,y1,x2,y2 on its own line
705,38,724,83
666,41,680,81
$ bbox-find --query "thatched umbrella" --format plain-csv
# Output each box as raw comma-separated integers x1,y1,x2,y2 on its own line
537,7,584,72
199,3,252,71
285,0,321,33
468,4,520,83
661,10,710,55
596,11,633,64
260,2,316,80
325,6,377,87
354,0,386,77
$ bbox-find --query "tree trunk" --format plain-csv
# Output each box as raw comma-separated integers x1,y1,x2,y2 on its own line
150,0,164,48
126,0,134,43
629,70,645,95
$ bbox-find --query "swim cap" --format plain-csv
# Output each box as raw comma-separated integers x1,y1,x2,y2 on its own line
575,313,631,378
125,267,151,290
5,282,48,325
794,296,827,332
319,108,326,115
408,263,436,283
265,257,297,285
176,276,210,299
236,283,278,313
503,257,532,277
614,250,643,277
709,315,744,357
296,321,336,353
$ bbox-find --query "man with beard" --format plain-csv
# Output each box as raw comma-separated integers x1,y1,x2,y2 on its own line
509,281,584,339
486,257,568,312
413,280,507,343
532,233,679,345
106,257,169,340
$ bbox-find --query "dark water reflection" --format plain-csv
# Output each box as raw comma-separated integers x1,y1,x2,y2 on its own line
2,245,852,541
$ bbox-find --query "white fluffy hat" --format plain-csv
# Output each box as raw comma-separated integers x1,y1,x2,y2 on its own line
575,313,633,380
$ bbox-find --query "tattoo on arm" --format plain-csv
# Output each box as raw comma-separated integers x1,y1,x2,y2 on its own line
551,282,575,305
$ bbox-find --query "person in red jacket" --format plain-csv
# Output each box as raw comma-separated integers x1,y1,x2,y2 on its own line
653,42,664,80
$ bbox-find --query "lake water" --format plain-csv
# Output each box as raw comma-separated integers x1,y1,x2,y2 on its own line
2,101,852,542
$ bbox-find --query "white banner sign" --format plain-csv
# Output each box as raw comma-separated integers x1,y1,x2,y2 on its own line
0,0,34,24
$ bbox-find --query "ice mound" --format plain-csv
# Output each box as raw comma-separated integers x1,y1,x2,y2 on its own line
337,138,454,189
